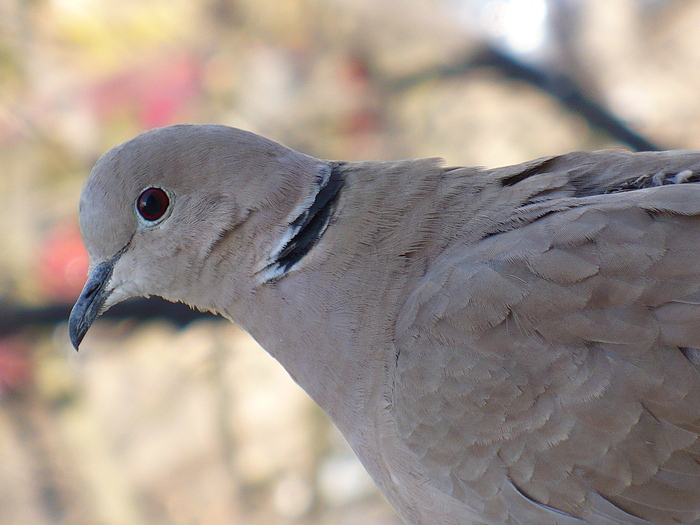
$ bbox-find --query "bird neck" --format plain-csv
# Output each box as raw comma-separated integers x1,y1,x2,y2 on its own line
229,158,450,441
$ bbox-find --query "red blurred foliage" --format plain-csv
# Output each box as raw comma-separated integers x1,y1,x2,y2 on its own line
0,338,33,395
89,53,202,128
36,221,90,303
338,55,381,136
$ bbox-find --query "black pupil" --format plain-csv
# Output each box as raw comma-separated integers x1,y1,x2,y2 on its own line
137,188,169,221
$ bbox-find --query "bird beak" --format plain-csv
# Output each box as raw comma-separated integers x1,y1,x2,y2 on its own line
69,259,116,351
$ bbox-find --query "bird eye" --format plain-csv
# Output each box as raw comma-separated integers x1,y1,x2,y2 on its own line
137,187,170,222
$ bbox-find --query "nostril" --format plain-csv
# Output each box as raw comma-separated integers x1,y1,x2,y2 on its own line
84,280,99,298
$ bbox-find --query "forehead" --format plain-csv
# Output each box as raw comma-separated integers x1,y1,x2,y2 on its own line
92,126,265,191
77,124,297,261
79,148,139,262
77,127,230,261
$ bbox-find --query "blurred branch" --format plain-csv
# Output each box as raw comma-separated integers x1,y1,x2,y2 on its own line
392,46,663,153
0,298,220,338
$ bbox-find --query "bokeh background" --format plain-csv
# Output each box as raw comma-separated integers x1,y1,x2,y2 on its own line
3,0,700,523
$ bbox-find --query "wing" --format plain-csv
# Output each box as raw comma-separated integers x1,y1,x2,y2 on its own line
393,153,700,524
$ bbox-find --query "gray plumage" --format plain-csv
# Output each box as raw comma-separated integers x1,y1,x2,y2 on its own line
70,124,700,524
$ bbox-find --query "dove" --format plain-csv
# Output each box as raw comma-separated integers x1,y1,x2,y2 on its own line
70,124,700,524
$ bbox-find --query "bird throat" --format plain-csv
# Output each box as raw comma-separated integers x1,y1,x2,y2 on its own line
259,163,344,282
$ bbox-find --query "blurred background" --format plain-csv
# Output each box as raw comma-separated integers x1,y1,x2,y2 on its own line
3,0,700,523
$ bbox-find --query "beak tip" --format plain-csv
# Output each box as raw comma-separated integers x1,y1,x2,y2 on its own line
68,312,85,352
68,257,117,353
69,332,82,352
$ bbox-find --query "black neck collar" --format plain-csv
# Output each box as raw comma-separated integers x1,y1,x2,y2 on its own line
261,163,344,282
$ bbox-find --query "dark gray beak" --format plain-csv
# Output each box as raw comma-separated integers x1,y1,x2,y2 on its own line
69,259,115,350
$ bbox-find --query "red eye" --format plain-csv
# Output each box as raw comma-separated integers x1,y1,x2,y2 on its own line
137,187,170,222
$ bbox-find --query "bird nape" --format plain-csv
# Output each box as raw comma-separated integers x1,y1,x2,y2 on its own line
70,124,700,525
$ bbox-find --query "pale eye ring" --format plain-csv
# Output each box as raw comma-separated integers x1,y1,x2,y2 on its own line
136,187,170,222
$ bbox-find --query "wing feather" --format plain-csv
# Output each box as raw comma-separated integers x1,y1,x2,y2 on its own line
393,155,700,524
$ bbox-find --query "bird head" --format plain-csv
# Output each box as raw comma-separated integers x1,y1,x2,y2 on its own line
69,124,332,350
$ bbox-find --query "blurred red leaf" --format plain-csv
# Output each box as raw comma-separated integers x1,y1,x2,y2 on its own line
89,53,202,128
36,221,89,302
0,338,32,394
